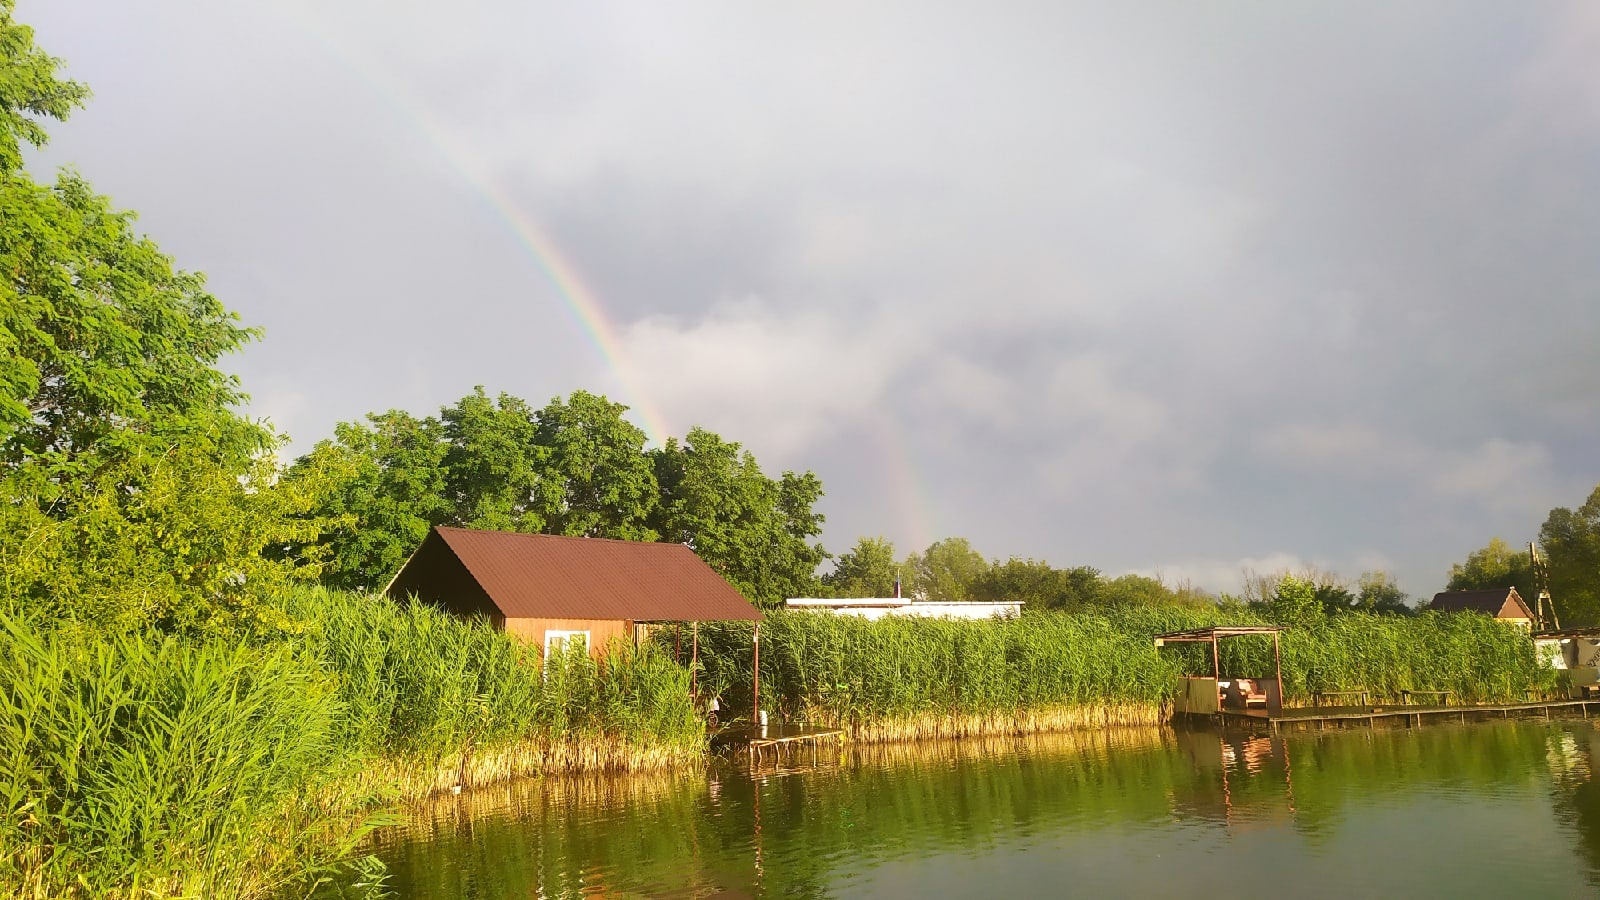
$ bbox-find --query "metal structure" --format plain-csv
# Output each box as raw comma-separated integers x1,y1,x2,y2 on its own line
1155,626,1287,717
1531,541,1561,631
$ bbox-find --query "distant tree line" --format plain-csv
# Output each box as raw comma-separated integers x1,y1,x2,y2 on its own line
819,535,1411,620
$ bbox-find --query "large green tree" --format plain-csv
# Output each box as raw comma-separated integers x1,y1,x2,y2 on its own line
904,538,990,603
650,427,825,608
530,390,658,540
971,558,1102,612
1541,486,1600,626
1446,537,1535,602
0,6,305,633
823,536,904,598
286,411,450,592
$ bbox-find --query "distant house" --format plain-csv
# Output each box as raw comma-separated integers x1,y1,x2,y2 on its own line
1426,587,1535,627
386,526,762,660
784,597,1022,621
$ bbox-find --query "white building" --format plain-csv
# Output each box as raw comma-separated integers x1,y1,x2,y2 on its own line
784,597,1022,621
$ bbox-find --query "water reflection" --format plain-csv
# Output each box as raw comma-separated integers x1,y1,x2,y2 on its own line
364,721,1600,898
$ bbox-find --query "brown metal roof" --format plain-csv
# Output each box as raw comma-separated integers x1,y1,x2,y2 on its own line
1427,588,1533,619
396,526,762,622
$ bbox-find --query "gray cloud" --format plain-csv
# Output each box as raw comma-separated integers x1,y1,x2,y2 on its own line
19,0,1600,598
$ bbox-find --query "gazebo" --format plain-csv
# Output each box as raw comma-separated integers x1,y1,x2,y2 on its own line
1154,626,1287,717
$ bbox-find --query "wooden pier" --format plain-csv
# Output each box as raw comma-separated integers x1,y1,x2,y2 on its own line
716,723,846,768
1199,697,1600,731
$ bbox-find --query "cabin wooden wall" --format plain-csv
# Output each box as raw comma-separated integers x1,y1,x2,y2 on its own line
503,616,632,661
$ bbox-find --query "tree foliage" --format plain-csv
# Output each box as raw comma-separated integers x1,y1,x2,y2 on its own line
1541,486,1600,626
293,396,827,606
0,9,301,635
823,537,904,598
1446,537,1535,601
904,537,989,603
650,427,825,608
972,558,1102,612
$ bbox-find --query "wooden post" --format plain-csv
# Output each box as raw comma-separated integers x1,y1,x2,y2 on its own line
1273,631,1284,711
753,622,761,730
691,621,699,700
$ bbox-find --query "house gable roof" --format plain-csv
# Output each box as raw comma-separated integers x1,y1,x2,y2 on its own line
388,526,763,622
1427,587,1534,620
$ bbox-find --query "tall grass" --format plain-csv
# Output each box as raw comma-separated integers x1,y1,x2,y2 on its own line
693,607,1556,740
0,611,370,899
279,588,704,793
0,588,706,899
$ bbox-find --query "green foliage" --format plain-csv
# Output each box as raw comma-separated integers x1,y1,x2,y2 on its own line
0,168,268,483
0,611,363,898
288,411,451,592
0,1,89,172
972,558,1102,611
696,605,1552,730
279,588,701,763
1267,575,1324,626
0,449,334,635
1447,537,1535,600
822,536,904,598
531,390,659,540
439,388,544,531
649,427,825,608
1541,485,1600,626
904,537,989,602
294,393,824,605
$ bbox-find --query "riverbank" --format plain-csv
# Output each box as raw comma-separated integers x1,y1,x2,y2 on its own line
0,594,1555,898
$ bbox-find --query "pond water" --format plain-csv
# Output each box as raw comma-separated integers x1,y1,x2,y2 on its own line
365,719,1600,898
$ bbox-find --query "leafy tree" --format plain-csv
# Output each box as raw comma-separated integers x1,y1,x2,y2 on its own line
1541,486,1600,626
823,537,903,598
0,448,332,634
439,388,543,531
0,8,311,635
1266,575,1323,626
530,390,658,540
971,558,1101,612
905,538,990,603
0,3,88,173
1445,537,1535,602
650,427,825,608
285,411,450,592
1354,571,1413,615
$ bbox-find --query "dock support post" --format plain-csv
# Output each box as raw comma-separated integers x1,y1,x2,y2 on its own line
753,622,761,730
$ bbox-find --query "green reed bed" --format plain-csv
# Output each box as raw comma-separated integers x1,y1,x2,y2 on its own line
0,589,705,899
692,611,1183,739
278,588,705,792
693,607,1556,740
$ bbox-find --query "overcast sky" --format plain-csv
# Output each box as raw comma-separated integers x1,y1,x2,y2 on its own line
20,1,1600,598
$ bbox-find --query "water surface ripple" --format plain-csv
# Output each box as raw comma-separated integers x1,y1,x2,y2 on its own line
365,720,1600,898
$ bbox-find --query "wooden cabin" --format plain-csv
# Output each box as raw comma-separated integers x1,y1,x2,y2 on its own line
1425,587,1535,627
385,526,762,660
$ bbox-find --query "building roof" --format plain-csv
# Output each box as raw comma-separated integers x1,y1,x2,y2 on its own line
1426,587,1534,619
1154,625,1286,645
388,526,763,622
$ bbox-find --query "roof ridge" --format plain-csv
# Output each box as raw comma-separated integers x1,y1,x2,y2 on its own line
434,525,688,550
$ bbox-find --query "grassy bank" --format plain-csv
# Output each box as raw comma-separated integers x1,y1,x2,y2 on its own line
692,607,1557,738
0,590,701,899
0,594,1558,896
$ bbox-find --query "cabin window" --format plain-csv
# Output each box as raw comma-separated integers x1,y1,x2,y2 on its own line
544,629,590,660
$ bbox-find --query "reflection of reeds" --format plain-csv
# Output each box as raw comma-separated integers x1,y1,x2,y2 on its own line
392,767,702,843
846,724,1173,768
354,739,706,799
843,703,1167,743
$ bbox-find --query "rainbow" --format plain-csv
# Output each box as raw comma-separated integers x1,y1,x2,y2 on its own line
274,9,946,550
274,9,672,445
